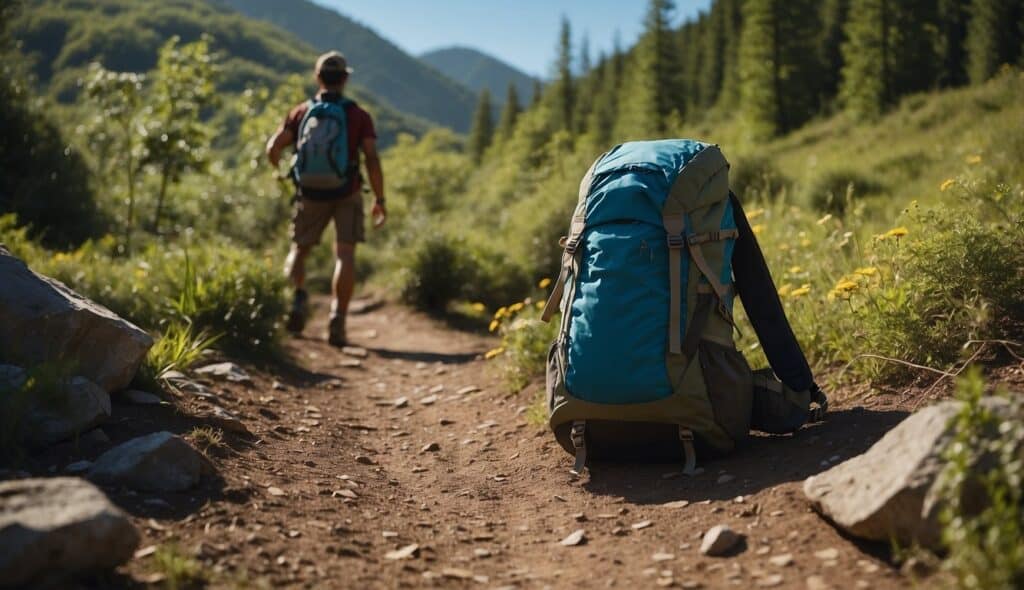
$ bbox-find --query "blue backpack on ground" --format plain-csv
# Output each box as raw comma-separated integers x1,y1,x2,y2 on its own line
541,139,827,475
292,98,354,196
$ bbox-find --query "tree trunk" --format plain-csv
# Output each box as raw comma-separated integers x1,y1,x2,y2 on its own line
152,161,170,234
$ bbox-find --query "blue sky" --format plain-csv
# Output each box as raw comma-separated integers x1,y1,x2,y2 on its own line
315,1,712,78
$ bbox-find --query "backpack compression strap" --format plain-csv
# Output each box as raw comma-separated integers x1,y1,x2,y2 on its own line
541,156,603,323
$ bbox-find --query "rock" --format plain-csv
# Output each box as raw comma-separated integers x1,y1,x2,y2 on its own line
769,553,794,567
21,376,112,447
757,574,785,587
813,548,839,561
88,432,208,492
194,362,252,384
700,525,743,556
120,390,163,405
0,477,140,586
652,552,675,562
559,529,586,546
663,500,690,509
384,544,419,560
201,405,251,435
0,249,153,392
716,474,735,485
632,520,653,530
341,346,368,359
421,442,440,453
804,399,1016,550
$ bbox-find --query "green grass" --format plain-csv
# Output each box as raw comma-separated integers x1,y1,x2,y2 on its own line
151,543,207,590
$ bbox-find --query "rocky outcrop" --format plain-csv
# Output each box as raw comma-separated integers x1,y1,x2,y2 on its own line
0,477,139,587
88,431,210,492
0,247,153,392
804,399,1015,550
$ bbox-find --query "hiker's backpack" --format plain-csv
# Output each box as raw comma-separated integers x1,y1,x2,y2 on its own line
540,139,827,475
292,98,354,194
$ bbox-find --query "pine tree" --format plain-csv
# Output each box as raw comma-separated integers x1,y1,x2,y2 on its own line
817,0,849,105
699,0,727,107
615,0,682,138
579,33,592,75
531,79,543,107
496,83,521,140
966,0,1024,83
738,0,819,137
677,20,703,117
717,0,746,111
839,0,892,120
936,0,970,87
553,16,575,133
468,89,494,163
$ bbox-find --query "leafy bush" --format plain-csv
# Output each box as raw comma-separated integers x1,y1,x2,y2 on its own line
486,280,559,391
398,233,474,312
938,369,1024,590
729,153,791,201
800,168,883,215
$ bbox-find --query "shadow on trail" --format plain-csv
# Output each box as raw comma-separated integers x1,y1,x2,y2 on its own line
365,346,481,365
582,406,908,504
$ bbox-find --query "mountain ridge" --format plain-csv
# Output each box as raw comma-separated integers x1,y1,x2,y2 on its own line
420,46,538,105
215,0,478,132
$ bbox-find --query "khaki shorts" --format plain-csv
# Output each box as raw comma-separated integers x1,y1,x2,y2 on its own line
290,194,365,247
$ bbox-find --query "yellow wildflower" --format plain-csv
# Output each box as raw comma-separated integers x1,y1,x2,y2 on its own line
488,319,500,333
800,238,812,248
816,213,833,225
509,302,525,313
535,301,545,310
471,302,486,313
777,283,793,297
751,224,765,236
494,306,508,319
788,265,803,275
940,179,955,192
883,226,909,239
853,266,878,277
789,284,812,298
965,154,982,165
538,277,552,290
833,279,859,293
746,207,765,221
484,347,505,360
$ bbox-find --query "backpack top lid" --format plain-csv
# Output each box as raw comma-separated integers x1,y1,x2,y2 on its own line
584,139,720,229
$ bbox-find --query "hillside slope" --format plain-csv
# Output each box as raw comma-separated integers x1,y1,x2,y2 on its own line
420,46,538,104
12,0,431,145
216,0,478,132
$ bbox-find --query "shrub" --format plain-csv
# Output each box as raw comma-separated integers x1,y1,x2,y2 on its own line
399,233,474,312
938,369,1024,589
729,153,791,201
800,168,883,215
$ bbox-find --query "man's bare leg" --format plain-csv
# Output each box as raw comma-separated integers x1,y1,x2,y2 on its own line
285,243,313,334
328,241,356,346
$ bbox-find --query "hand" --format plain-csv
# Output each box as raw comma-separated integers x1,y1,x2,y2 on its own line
372,199,387,229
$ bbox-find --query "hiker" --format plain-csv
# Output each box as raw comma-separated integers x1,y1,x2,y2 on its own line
541,140,827,475
266,51,386,346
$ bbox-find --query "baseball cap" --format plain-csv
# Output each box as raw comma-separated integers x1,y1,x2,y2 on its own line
316,51,354,75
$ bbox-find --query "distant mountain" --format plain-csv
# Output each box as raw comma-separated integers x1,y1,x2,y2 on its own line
12,0,431,145
216,0,478,132
420,46,538,104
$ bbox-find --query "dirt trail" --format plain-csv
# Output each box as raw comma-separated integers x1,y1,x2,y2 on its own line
97,297,915,588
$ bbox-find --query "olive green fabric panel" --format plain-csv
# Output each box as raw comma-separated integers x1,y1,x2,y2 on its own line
665,145,730,215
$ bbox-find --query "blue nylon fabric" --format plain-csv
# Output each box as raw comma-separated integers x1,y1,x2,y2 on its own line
566,223,674,403
564,140,710,405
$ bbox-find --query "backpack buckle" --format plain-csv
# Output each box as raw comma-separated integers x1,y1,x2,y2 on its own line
667,234,684,249
564,237,581,255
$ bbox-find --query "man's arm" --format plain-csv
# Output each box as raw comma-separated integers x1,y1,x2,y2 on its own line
266,127,295,169
362,136,387,225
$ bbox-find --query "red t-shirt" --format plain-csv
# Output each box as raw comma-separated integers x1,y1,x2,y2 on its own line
283,91,376,196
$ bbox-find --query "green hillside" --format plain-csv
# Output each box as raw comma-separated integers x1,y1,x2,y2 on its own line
216,0,479,132
12,0,432,145
420,46,538,105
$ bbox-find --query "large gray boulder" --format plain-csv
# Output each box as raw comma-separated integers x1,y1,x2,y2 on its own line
0,477,140,587
804,399,1016,550
0,247,153,392
88,431,210,492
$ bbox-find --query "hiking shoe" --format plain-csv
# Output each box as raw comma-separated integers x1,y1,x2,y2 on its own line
327,314,346,347
286,290,309,334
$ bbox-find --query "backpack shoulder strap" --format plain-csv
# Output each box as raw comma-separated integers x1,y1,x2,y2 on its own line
541,154,603,323
663,145,731,354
